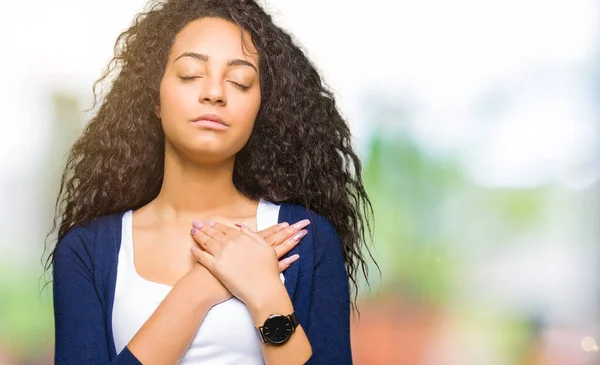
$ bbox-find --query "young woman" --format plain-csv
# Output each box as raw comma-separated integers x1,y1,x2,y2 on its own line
48,0,375,364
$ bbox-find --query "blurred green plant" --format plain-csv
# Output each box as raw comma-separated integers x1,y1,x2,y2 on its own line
0,262,53,360
361,130,464,304
359,120,546,306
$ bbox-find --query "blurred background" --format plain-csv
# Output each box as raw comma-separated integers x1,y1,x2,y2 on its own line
1,0,599,364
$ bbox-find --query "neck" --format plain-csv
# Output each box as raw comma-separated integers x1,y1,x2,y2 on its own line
153,144,247,217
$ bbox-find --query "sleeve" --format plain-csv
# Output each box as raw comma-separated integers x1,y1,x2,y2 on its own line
305,216,353,364
52,228,143,365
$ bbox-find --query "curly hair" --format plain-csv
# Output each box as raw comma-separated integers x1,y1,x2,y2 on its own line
44,0,379,313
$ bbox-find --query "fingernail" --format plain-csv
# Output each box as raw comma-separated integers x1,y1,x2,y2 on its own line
191,227,199,235
284,254,300,265
279,222,289,228
190,246,197,252
292,229,308,241
291,219,310,231
192,220,204,229
205,219,216,227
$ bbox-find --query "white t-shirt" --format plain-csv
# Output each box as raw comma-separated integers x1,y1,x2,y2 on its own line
112,199,283,364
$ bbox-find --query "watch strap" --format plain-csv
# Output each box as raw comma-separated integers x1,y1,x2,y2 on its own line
256,325,268,344
288,311,299,331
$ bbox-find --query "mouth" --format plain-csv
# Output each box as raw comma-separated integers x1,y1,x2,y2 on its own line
191,113,229,130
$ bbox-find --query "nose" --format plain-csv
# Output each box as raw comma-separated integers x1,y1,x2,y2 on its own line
199,76,227,106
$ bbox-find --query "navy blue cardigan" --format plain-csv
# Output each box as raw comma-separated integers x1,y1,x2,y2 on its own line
52,203,352,364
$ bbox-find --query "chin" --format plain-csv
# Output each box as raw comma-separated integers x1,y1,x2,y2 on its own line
165,130,248,161
181,142,243,163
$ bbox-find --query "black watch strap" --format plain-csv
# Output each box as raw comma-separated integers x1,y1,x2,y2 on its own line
288,312,299,330
256,326,268,344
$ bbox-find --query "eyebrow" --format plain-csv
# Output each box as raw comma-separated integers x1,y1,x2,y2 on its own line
174,52,257,73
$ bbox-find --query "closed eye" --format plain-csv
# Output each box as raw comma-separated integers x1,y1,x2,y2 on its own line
179,76,202,81
229,81,250,91
179,76,249,91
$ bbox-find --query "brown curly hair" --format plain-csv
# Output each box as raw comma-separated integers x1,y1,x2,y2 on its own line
44,0,379,312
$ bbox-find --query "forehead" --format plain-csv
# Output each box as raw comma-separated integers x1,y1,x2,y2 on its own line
169,17,259,64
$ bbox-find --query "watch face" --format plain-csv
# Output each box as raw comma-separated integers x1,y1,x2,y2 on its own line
263,315,293,344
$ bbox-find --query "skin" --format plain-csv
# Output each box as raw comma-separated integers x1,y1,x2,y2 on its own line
126,17,312,364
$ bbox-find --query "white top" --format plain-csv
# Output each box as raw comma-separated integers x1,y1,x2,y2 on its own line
112,199,283,364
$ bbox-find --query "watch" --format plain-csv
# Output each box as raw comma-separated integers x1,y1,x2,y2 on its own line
255,312,299,345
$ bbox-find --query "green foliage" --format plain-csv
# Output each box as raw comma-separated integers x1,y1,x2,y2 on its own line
360,130,547,305
0,263,53,359
361,132,464,304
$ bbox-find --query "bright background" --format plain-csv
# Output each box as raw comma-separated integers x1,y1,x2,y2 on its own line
1,0,599,364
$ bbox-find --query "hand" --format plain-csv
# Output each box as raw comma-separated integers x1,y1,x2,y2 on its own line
251,219,311,270
189,220,309,307
190,221,278,306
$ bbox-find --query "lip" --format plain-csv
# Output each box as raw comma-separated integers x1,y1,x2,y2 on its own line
191,113,229,130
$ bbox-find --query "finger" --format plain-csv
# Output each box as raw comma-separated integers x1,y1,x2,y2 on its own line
190,246,215,272
208,220,241,236
257,222,289,240
236,223,265,243
264,219,311,247
193,220,227,241
264,225,300,246
190,226,221,256
273,229,308,259
278,254,300,272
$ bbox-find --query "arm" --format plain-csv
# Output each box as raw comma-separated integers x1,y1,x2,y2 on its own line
238,216,352,365
189,221,313,364
246,280,312,365
305,218,353,364
126,264,214,364
53,230,214,365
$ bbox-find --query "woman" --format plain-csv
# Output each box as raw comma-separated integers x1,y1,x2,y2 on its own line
48,0,376,364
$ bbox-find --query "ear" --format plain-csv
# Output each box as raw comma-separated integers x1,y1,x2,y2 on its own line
154,104,161,119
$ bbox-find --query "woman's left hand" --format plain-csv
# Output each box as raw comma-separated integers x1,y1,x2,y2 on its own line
189,221,284,306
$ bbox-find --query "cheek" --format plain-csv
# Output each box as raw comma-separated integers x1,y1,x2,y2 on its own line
158,80,200,143
159,80,193,119
231,91,261,135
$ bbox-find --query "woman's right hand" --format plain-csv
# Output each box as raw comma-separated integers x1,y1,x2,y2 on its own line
188,220,310,307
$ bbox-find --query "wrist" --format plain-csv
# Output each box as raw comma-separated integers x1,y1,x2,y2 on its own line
180,265,212,307
246,280,294,327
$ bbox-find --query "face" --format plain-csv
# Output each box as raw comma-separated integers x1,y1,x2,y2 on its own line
158,17,261,163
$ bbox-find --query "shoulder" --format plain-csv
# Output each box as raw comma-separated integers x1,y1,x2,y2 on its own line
53,212,123,269
277,201,332,227
278,203,341,260
278,202,338,237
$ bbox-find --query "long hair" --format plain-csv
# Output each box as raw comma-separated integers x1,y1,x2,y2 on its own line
44,0,379,313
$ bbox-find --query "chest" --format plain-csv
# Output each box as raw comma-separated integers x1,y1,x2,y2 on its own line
132,226,197,286
132,218,257,287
